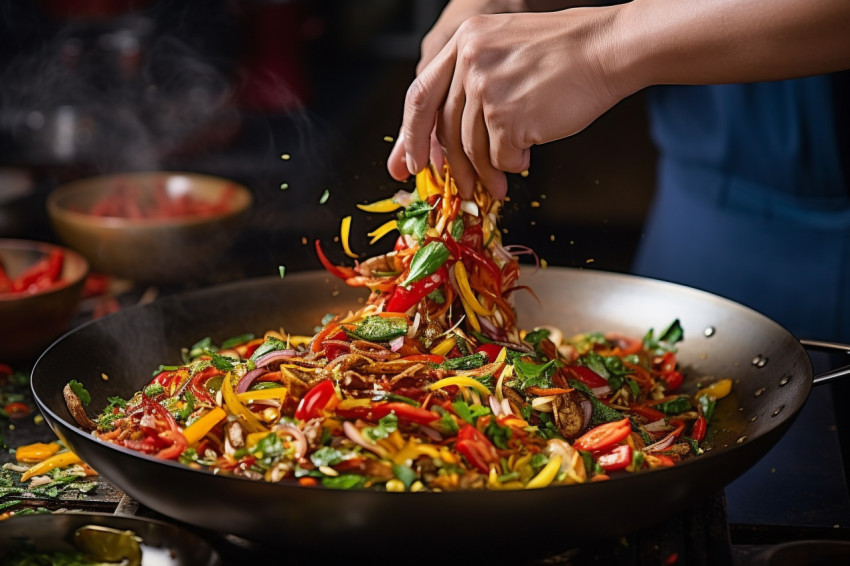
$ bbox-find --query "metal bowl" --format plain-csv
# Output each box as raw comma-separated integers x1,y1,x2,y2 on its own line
46,171,252,285
0,239,89,362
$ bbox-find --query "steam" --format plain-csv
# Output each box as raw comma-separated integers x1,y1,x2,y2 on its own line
0,14,240,173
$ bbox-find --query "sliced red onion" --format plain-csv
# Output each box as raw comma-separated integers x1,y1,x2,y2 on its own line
342,421,388,458
644,418,669,433
500,397,513,417
591,385,612,398
254,349,297,368
460,200,479,217
419,425,443,442
489,395,503,417
645,432,677,453
235,367,271,394
407,312,421,339
274,423,308,459
393,189,416,207
388,335,404,352
579,398,593,431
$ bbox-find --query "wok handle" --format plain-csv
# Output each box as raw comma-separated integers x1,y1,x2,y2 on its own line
800,339,850,386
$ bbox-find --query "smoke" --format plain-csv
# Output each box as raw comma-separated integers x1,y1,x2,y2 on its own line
0,14,241,173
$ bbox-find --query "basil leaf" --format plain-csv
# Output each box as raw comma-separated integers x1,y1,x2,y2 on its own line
392,463,417,489
512,358,558,390
450,217,464,241
655,396,692,415
207,350,236,371
452,399,491,425
440,352,487,371
311,446,346,467
68,380,91,406
221,333,255,350
569,380,625,424
250,337,288,361
397,199,433,242
400,241,449,287
322,474,366,490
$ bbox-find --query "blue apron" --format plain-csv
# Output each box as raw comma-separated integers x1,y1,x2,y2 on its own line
633,77,850,342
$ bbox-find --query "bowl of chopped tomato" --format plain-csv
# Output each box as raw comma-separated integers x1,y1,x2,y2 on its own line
0,239,89,362
46,171,253,285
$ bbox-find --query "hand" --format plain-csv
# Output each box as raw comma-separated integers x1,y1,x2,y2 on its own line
389,7,627,199
388,0,530,185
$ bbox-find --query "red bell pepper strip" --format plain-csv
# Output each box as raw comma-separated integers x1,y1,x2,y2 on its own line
10,249,64,293
371,402,439,425
155,429,188,460
475,343,504,364
187,366,224,406
629,404,666,422
314,240,357,281
455,424,499,473
0,256,12,293
691,415,707,443
385,266,447,313
573,418,631,453
295,379,337,421
596,443,632,472
566,365,609,389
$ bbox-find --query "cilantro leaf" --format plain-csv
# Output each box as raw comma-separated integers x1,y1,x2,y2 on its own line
452,399,491,425
68,380,90,406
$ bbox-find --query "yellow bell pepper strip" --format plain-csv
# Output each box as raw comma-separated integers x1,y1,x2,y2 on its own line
430,336,456,357
15,442,61,463
453,261,492,316
428,375,491,397
340,216,358,258
356,197,401,214
367,219,398,245
391,439,441,466
459,295,482,333
182,406,227,445
696,378,733,400
236,386,287,404
525,454,562,489
20,450,83,482
221,373,267,434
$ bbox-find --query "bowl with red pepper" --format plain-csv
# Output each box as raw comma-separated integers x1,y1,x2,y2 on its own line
0,239,89,362
46,171,252,285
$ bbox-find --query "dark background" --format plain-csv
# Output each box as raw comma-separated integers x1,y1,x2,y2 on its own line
0,0,657,281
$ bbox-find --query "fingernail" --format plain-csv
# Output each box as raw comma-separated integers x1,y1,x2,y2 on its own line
406,152,419,176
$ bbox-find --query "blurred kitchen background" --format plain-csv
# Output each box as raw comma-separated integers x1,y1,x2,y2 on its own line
0,0,657,284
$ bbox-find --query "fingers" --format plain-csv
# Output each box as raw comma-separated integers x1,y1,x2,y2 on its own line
462,98,508,199
401,40,458,177
437,71,477,199
387,131,411,182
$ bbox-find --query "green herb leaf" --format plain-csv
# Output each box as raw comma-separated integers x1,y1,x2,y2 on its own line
207,350,236,371
322,474,366,490
485,418,512,450
143,383,164,398
512,358,558,391
440,352,488,371
363,414,398,442
655,396,692,415
570,380,625,424
451,399,491,425
349,315,408,342
250,336,288,361
221,333,255,350
396,199,433,242
450,217,465,241
311,446,346,467
400,241,449,287
68,380,90,406
392,463,417,489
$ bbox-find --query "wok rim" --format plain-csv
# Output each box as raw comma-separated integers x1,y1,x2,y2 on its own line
31,268,814,494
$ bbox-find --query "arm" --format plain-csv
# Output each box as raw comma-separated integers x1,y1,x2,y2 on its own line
390,0,850,198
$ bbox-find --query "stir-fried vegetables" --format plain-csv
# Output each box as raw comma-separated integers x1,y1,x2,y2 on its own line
65,165,732,491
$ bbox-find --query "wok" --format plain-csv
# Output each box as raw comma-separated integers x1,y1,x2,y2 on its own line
30,267,850,558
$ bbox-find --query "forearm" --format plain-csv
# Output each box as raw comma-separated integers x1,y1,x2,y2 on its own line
607,0,850,96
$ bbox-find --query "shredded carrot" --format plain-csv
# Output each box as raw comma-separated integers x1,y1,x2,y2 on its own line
525,387,573,396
